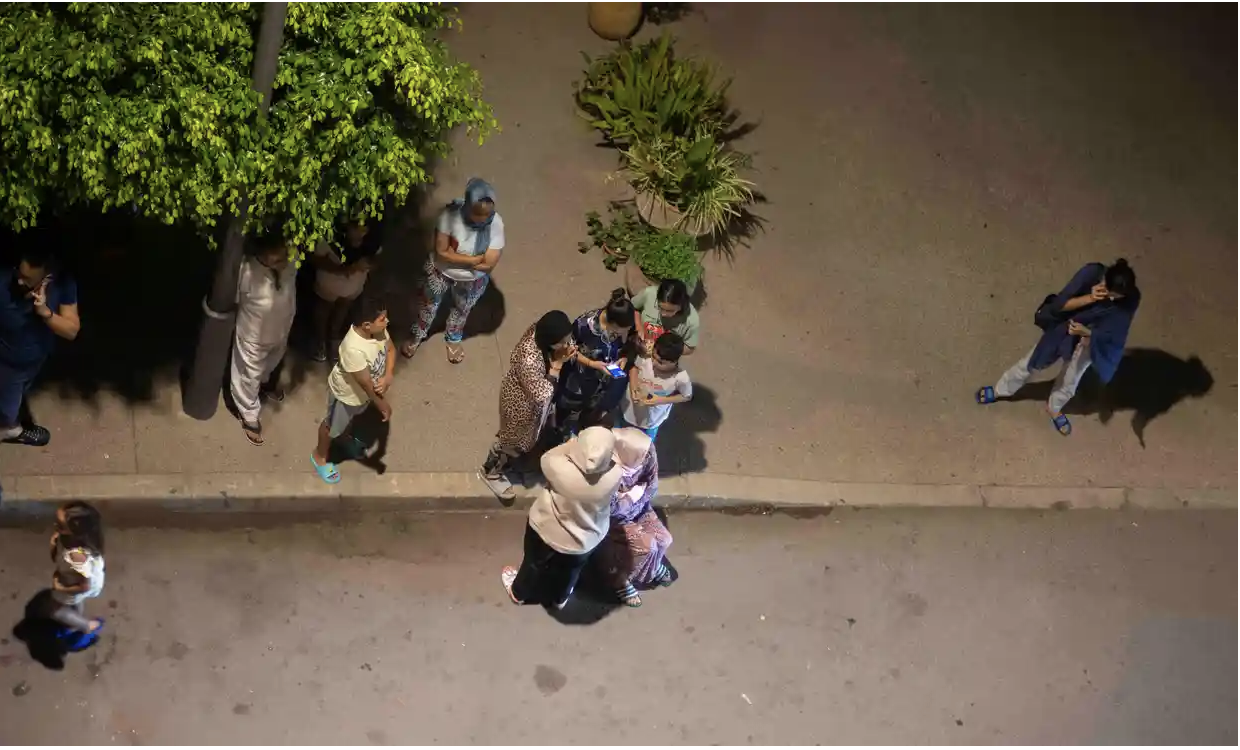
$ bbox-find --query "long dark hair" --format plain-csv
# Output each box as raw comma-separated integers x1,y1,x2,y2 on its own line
656,279,690,311
603,288,636,331
1104,258,1138,305
58,501,104,556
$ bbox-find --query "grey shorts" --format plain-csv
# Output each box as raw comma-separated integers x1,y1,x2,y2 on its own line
323,394,368,438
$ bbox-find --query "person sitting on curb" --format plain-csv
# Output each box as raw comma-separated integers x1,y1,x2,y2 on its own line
0,246,80,447
311,295,394,484
976,258,1140,436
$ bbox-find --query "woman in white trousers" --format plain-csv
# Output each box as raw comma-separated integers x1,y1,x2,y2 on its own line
231,238,298,446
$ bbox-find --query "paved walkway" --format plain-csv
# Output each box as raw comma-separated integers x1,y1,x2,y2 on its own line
1,5,1234,497
0,509,1234,744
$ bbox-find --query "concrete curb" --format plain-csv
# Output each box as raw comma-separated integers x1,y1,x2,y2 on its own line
0,471,1233,521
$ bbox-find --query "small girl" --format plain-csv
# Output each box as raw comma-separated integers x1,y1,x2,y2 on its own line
48,502,106,640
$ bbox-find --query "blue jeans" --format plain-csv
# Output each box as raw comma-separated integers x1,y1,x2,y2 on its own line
0,358,39,428
615,415,659,440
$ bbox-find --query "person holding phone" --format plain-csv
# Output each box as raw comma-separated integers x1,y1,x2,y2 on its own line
619,331,693,440
480,310,577,499
311,295,394,484
976,258,1140,436
0,246,80,447
553,289,635,440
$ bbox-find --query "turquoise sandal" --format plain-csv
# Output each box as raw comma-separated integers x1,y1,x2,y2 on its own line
1051,414,1072,436
311,454,342,484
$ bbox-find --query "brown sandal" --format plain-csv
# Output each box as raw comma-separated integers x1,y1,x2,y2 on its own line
241,420,263,446
447,342,465,364
400,339,420,359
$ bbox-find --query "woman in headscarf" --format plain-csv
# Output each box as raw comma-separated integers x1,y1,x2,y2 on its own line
480,310,578,500
500,427,625,609
402,178,504,364
602,427,673,607
230,235,297,446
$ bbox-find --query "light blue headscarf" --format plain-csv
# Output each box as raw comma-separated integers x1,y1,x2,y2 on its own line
452,177,497,257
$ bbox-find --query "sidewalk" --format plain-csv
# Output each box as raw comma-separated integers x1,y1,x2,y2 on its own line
0,4,1234,511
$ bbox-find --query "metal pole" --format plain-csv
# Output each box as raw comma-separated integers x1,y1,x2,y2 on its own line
182,2,287,420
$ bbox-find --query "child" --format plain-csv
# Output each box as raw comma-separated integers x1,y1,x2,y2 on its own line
311,295,394,484
618,331,692,440
48,502,106,646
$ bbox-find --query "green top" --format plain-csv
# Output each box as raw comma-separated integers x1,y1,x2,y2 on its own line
631,285,701,347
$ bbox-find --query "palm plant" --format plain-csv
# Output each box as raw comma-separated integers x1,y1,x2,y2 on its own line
623,132,755,237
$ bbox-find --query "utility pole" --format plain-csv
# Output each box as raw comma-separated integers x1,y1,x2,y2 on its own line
182,2,288,420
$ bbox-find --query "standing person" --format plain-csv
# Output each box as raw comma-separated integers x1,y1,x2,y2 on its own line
619,331,693,440
976,258,1140,436
311,296,394,484
401,178,504,364
230,236,297,446
311,220,383,362
47,501,106,642
479,310,577,500
631,279,701,357
0,247,80,447
500,427,624,609
602,427,673,608
554,289,635,438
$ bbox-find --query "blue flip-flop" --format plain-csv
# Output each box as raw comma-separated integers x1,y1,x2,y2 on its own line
976,386,998,405
311,454,342,484
1051,414,1072,436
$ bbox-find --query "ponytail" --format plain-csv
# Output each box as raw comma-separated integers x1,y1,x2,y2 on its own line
604,287,635,326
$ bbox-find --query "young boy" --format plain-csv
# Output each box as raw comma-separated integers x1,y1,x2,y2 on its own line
311,296,394,483
619,331,692,440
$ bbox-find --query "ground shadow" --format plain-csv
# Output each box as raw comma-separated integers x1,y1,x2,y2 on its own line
329,406,392,475
0,211,214,406
655,383,722,475
1007,348,1213,447
543,560,620,626
11,589,68,671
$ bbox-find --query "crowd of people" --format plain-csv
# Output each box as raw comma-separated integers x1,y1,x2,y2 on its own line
0,175,1143,631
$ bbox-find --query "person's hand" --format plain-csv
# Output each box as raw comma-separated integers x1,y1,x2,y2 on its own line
1089,282,1109,302
376,398,392,422
644,393,663,405
552,343,577,367
1068,320,1090,337
629,382,644,402
30,277,51,318
615,356,628,371
375,373,393,396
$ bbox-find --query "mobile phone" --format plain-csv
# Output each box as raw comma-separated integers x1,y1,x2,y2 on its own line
604,364,626,379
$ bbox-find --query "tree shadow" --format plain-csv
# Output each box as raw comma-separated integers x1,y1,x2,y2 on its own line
11,589,68,671
1,210,214,406
1007,348,1214,447
655,383,722,475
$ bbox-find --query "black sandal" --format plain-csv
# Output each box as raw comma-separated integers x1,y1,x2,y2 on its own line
2,425,50,446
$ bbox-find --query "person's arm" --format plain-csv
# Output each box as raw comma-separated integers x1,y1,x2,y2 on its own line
1050,264,1107,315
33,278,80,340
310,241,349,274
473,247,503,274
435,228,487,269
348,367,391,421
375,336,396,395
647,374,693,406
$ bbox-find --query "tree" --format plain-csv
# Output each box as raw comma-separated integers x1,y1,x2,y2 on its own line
0,2,495,249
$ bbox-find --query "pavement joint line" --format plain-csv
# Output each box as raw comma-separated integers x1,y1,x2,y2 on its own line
0,471,1232,516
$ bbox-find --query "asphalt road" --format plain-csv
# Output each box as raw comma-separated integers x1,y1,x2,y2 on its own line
0,508,1234,745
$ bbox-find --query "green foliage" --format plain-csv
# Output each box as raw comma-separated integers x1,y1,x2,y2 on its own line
623,131,754,236
579,203,701,288
0,2,495,251
573,32,731,149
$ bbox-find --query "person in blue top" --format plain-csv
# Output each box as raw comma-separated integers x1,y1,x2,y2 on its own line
0,246,80,446
976,258,1140,436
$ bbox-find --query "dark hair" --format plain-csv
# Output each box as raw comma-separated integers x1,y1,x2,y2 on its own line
352,294,388,326
18,245,58,273
251,233,286,256
654,331,685,362
604,288,635,328
59,501,104,555
656,279,690,310
1104,258,1137,298
534,310,573,354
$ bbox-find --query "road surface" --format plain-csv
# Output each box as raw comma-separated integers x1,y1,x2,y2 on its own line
0,508,1234,744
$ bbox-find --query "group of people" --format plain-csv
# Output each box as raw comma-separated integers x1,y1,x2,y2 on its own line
0,172,1141,613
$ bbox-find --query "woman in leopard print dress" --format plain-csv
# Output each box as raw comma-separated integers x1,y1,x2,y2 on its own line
480,311,576,498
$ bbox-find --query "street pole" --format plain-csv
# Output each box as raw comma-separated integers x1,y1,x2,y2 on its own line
182,2,288,420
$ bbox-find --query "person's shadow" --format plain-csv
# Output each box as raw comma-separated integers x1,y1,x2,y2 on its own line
1009,348,1214,447
654,383,723,475
11,589,69,671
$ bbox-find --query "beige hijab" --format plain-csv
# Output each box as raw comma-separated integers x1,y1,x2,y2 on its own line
528,427,625,554
612,427,653,474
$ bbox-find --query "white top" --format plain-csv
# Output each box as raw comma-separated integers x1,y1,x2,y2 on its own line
52,543,105,606
328,327,391,407
236,257,298,346
621,355,693,429
433,206,505,282
313,239,376,300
